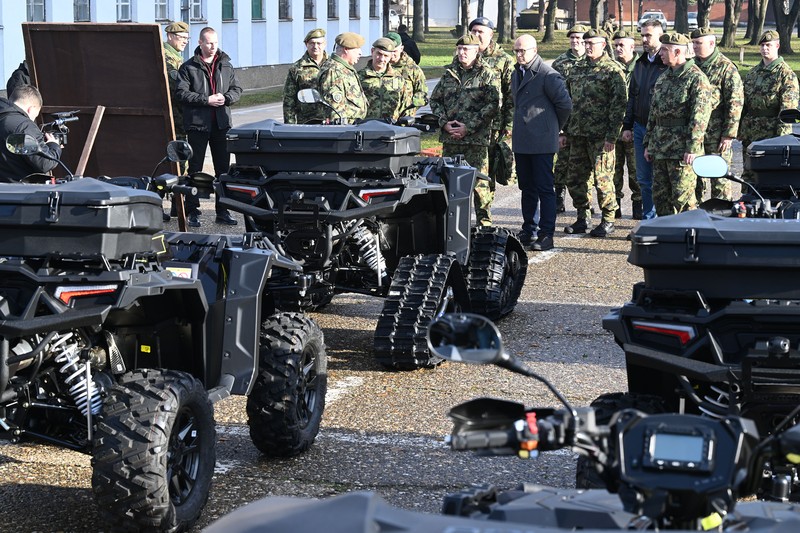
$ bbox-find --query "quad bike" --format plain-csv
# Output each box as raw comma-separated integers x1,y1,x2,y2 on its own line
205,313,800,532
0,135,327,531
215,89,527,370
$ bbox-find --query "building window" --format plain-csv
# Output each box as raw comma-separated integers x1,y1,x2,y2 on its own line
279,0,290,19
327,0,337,19
304,0,315,19
155,0,169,20
27,0,46,21
189,0,204,20
117,0,132,21
74,0,91,21
222,0,234,20
349,0,358,19
369,0,377,18
252,0,265,20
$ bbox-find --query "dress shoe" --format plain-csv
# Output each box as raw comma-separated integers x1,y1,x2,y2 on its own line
564,218,588,234
517,231,534,246
531,234,554,251
215,212,238,225
590,221,615,238
187,213,201,228
162,210,171,222
614,207,622,219
632,201,643,220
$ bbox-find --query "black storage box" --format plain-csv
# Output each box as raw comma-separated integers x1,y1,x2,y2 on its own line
227,119,420,173
630,209,800,299
0,179,163,259
746,134,800,188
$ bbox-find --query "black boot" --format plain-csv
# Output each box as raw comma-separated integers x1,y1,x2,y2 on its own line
632,201,643,220
555,186,566,213
564,218,588,234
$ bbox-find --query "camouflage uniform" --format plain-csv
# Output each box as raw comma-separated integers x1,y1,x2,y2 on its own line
392,51,428,116
430,58,501,226
614,55,640,207
317,55,368,123
740,57,799,184
283,51,328,124
163,41,185,136
645,59,715,215
480,40,515,133
565,54,627,224
358,62,413,121
694,48,743,201
551,50,584,197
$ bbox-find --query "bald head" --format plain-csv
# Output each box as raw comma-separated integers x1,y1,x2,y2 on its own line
513,34,538,65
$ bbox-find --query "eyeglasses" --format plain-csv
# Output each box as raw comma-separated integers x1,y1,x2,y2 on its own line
174,34,190,41
513,47,534,54
584,41,605,47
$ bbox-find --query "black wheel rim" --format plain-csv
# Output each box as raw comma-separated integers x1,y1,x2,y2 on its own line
167,406,202,505
297,346,320,428
499,246,522,305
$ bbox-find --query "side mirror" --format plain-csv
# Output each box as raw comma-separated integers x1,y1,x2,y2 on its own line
692,154,728,179
6,133,44,155
297,88,323,104
779,108,800,124
778,424,800,463
166,140,193,162
426,313,503,364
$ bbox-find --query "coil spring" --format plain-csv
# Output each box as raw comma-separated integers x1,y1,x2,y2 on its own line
52,333,103,416
350,223,387,283
698,384,731,420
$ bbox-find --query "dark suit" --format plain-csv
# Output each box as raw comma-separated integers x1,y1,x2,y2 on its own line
511,55,571,237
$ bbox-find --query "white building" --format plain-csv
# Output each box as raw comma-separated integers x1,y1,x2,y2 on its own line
1,0,387,92
426,0,530,29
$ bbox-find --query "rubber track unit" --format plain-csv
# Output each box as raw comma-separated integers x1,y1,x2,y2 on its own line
374,254,467,370
92,369,216,532
463,226,527,321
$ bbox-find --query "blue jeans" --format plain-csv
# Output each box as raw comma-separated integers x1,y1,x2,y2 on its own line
515,152,555,236
633,121,656,220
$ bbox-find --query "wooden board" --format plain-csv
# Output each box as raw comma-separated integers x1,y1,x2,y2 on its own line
22,23,175,178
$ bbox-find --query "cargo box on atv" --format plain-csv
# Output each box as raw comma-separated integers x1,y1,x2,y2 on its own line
630,209,800,299
226,119,420,173
746,134,800,188
0,178,162,259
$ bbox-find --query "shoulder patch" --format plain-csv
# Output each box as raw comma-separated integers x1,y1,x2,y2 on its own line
332,92,343,103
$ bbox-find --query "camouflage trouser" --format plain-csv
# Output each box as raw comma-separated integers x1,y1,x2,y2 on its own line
554,143,570,188
567,136,617,222
696,141,733,203
740,137,756,194
652,159,697,216
443,142,493,226
614,138,641,202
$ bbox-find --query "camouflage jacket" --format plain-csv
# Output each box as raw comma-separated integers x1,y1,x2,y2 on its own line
616,55,637,83
429,58,500,146
551,50,584,81
480,40,514,132
283,51,328,124
564,55,627,143
392,51,428,115
645,59,716,159
695,49,743,144
317,55,367,123
163,41,185,135
740,57,800,143
358,62,413,120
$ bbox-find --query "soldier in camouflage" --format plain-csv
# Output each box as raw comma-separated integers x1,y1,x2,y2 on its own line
283,28,328,124
385,32,428,116
430,34,501,226
562,30,627,238
358,38,413,120
551,24,588,213
317,32,368,124
612,30,641,219
740,30,800,188
644,32,715,216
161,21,190,221
691,27,743,201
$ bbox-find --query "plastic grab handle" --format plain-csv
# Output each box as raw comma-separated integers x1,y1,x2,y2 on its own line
172,184,199,197
450,429,516,451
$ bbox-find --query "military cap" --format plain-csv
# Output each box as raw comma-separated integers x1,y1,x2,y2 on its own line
456,34,482,47
659,32,691,45
690,26,715,39
384,31,402,46
372,37,397,52
612,29,635,41
335,32,365,49
468,17,495,30
759,30,780,44
567,24,590,36
304,28,325,42
165,21,189,34
583,29,608,41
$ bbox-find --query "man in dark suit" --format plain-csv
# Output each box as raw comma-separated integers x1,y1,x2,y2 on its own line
511,34,572,251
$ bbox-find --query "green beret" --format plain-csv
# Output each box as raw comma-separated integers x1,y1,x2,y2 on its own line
567,24,589,36
583,29,608,41
659,32,691,45
456,34,481,47
759,30,780,44
304,28,325,42
612,30,635,41
335,32,365,49
690,26,715,39
384,32,402,46
372,37,396,52
165,21,189,34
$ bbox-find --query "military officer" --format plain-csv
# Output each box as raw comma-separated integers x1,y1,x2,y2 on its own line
283,28,328,124
562,29,627,238
430,34,501,226
161,21,190,220
691,27,743,202
644,32,715,216
385,31,428,116
317,32,367,123
358,37,412,120
612,30,641,219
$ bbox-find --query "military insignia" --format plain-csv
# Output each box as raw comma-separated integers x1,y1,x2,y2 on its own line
332,92,343,103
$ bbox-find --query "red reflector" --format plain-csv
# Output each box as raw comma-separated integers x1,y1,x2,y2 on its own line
55,285,117,305
359,188,401,201
226,185,260,199
632,321,695,345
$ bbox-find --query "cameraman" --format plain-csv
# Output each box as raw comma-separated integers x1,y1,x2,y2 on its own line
0,85,61,182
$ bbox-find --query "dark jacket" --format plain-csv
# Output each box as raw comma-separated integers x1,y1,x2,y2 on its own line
399,31,421,65
176,48,242,132
6,61,31,97
0,97,61,182
510,55,572,154
623,50,668,130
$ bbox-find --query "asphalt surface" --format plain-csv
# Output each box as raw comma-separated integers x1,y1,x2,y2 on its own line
0,100,748,531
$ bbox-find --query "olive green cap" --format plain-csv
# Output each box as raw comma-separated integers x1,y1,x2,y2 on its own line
659,32,691,45
304,28,326,42
456,34,481,46
335,32,365,49
384,31,402,46
372,37,396,52
612,30,635,41
583,29,608,41
759,30,780,44
165,21,189,34
567,24,589,36
690,26,715,39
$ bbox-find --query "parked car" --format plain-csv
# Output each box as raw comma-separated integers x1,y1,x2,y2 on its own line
638,10,667,31
688,12,699,30
389,9,400,30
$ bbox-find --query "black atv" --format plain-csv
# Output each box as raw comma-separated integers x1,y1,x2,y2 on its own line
0,137,327,531
216,113,527,370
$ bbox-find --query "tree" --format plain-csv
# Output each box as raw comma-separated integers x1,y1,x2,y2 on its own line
674,0,689,34
749,0,771,45
413,0,425,41
696,0,713,29
478,0,486,17
774,0,800,54
544,0,557,42
721,0,744,48
638,0,644,20
617,0,624,28
497,0,511,43
589,0,606,28
460,0,469,35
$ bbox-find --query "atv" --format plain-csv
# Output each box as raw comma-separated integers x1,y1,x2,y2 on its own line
216,104,527,370
0,136,327,531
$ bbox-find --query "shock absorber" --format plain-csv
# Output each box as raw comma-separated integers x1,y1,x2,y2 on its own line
52,333,103,417
350,223,388,285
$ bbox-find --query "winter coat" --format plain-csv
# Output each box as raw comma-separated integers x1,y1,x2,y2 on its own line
176,48,242,132
0,97,61,182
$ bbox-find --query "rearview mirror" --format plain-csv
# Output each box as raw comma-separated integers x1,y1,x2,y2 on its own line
166,140,193,162
427,313,503,364
6,133,44,155
779,108,800,124
297,88,323,104
692,154,728,179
